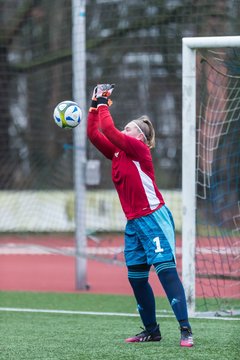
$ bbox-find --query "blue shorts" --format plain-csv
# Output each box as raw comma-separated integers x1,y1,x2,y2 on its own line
124,205,176,266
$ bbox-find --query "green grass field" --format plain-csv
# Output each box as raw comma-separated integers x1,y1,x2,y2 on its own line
0,292,239,360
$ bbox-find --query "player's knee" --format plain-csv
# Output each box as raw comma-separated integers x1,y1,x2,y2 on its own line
128,263,151,272
127,263,150,284
154,260,176,276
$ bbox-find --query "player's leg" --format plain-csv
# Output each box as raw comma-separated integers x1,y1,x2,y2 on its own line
125,263,161,342
153,206,193,347
154,260,189,326
124,221,161,343
154,261,193,347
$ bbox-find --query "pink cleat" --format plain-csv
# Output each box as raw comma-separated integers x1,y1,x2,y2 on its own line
125,325,161,343
180,327,194,347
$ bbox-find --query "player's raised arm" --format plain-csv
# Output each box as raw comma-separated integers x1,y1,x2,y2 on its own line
94,84,137,153
87,86,116,160
95,84,155,159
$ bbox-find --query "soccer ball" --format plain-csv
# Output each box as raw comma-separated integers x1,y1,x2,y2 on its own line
53,100,82,129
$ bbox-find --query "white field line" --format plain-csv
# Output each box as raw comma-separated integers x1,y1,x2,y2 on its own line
0,245,123,255
0,307,239,321
0,244,239,256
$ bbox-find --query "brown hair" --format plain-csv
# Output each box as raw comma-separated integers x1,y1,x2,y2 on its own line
132,115,155,149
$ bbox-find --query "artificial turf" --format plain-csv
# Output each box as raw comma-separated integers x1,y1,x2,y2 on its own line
0,292,239,360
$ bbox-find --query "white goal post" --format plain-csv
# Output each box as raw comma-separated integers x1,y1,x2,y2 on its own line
182,36,240,315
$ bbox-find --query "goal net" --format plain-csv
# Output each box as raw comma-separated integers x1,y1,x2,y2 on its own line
182,37,240,315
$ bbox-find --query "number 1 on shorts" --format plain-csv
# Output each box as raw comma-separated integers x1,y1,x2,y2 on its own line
153,236,164,253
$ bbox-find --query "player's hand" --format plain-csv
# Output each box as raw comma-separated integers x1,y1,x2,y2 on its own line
96,84,115,98
89,86,98,112
91,86,97,100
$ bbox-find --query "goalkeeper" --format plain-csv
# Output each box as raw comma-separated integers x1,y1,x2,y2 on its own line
87,84,193,347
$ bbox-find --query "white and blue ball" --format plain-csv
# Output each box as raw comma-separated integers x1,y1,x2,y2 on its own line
53,100,82,129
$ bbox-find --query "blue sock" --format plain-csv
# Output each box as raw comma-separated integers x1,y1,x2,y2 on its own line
128,265,157,332
155,264,190,328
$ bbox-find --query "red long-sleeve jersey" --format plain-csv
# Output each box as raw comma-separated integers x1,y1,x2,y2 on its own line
87,106,165,219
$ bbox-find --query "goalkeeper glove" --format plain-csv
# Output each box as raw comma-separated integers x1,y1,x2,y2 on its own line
96,84,115,106
89,86,98,112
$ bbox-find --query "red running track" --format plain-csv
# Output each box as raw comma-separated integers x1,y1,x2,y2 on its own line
0,255,164,295
0,235,238,298
0,235,163,295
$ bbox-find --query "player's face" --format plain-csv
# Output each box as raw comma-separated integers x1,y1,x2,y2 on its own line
122,121,143,140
